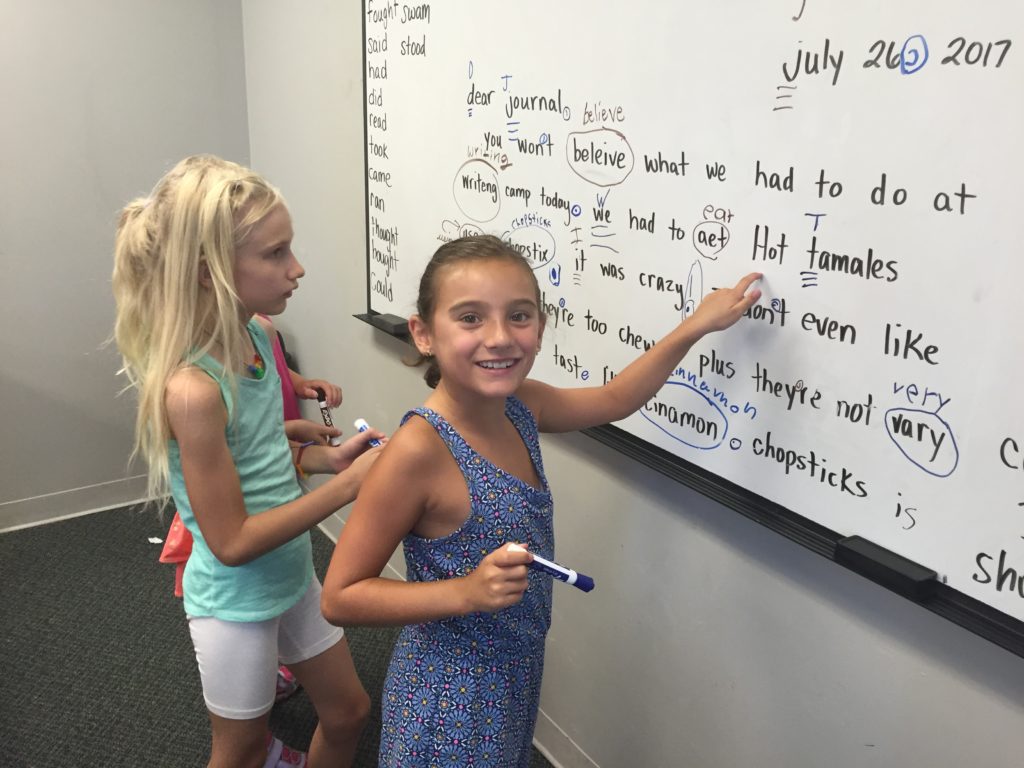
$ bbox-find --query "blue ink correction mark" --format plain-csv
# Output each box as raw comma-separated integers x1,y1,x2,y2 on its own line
900,35,929,75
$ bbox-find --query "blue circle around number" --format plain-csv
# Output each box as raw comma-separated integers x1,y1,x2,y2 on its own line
899,35,928,75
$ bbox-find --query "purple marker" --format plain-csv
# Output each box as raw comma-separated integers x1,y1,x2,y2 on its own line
354,418,382,447
507,543,594,592
313,387,344,447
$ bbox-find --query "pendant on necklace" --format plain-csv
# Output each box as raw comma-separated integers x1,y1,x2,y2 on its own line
246,350,266,379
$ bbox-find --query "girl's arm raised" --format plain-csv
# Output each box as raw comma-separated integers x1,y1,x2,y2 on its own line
519,272,762,433
166,367,381,566
321,418,533,627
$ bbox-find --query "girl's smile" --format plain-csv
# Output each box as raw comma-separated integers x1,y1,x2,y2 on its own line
413,258,545,402
477,358,517,370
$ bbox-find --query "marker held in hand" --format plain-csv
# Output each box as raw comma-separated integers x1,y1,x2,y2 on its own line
507,543,594,593
313,386,344,446
354,418,383,447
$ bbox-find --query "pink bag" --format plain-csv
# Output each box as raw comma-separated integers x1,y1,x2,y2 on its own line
158,511,193,598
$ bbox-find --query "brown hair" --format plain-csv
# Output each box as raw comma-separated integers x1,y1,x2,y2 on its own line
411,234,542,388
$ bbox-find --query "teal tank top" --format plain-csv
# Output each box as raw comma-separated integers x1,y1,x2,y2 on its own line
168,319,313,621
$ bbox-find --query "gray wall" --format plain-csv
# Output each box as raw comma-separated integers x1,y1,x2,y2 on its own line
240,2,1024,768
3,1,1022,766
0,0,250,528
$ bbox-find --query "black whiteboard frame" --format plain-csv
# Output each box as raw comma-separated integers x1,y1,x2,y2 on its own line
357,3,1024,660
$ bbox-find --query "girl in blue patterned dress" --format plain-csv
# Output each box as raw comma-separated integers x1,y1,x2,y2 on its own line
322,235,761,767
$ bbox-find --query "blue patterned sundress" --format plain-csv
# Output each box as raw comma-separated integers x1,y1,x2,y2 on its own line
379,396,555,768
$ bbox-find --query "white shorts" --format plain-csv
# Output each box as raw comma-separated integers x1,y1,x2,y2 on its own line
187,577,344,719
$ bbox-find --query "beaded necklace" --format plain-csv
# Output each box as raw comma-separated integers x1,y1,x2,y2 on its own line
246,350,266,379
244,326,266,379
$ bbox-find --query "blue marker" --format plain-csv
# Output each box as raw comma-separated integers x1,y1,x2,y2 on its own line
507,543,594,592
354,418,382,447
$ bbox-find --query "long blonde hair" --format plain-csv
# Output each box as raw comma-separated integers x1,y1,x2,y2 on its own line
112,155,284,502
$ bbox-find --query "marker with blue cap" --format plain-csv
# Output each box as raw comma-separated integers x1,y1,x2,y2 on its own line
507,543,594,592
354,418,383,447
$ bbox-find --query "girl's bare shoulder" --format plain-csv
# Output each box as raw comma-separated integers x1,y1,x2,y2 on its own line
252,313,274,335
164,366,224,427
513,379,547,419
377,412,449,472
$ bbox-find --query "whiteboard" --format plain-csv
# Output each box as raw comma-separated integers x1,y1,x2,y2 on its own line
362,1,1024,630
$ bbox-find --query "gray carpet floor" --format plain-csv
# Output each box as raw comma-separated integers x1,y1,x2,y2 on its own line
0,505,553,767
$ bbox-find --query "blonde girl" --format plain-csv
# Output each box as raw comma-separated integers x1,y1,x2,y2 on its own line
113,155,385,768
